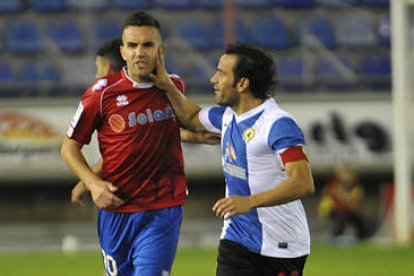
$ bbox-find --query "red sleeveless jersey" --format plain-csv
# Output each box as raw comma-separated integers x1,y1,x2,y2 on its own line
67,68,187,212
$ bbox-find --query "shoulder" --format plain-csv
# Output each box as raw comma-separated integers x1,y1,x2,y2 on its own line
263,98,295,123
85,72,124,96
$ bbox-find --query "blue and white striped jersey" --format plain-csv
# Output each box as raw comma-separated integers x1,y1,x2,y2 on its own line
199,98,310,258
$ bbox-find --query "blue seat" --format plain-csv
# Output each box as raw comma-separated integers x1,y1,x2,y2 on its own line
316,0,360,7
0,62,14,84
112,0,151,9
359,55,391,89
4,21,41,54
197,0,223,9
335,13,378,47
251,18,290,49
176,20,211,50
211,19,251,48
46,21,84,53
19,61,60,84
0,0,23,13
234,0,273,8
298,17,335,48
277,55,311,91
90,19,122,50
316,56,357,90
273,0,316,8
27,0,68,12
153,0,195,9
362,0,389,6
378,14,390,46
66,0,110,10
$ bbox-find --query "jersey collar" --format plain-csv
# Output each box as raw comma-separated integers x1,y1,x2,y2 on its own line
121,67,154,89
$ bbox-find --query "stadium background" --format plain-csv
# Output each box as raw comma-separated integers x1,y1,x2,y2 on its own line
0,0,412,274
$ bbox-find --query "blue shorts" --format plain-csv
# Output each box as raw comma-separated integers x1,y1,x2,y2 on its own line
97,206,183,276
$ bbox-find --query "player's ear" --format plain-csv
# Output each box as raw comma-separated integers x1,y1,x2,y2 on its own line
120,45,127,62
237,77,250,92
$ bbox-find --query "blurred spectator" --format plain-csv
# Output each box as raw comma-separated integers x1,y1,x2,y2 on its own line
318,162,368,243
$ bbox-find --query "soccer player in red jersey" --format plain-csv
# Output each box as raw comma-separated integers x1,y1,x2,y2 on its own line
61,12,210,275
70,38,219,206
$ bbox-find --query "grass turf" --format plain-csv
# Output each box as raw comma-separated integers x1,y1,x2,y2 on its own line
0,243,413,275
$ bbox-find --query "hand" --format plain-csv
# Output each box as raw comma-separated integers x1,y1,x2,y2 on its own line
71,181,89,206
149,46,176,92
212,195,254,219
88,180,125,209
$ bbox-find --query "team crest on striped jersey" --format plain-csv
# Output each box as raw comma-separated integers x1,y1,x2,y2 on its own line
242,127,256,143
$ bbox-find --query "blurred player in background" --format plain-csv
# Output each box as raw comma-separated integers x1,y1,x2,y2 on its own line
71,38,219,206
150,43,315,276
61,11,218,276
318,162,368,243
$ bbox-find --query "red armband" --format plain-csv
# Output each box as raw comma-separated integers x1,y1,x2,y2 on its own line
280,146,309,165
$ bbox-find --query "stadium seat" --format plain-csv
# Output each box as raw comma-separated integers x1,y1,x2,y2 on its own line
298,17,335,49
66,0,110,10
18,61,60,84
315,56,357,90
0,62,14,84
176,20,212,50
4,21,41,54
153,0,195,9
362,0,389,6
211,19,251,49
316,0,360,7
197,0,223,9
46,21,84,53
0,0,23,13
233,0,273,9
378,14,390,46
251,18,291,49
273,0,316,8
277,55,311,91
335,13,378,47
27,0,68,12
112,0,151,9
90,19,122,50
359,55,391,89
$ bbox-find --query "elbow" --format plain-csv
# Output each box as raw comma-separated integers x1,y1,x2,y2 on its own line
303,179,315,196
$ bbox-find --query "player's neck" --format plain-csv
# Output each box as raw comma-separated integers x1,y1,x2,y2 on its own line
233,97,264,116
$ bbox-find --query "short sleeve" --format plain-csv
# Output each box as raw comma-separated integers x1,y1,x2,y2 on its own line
66,89,102,145
199,105,226,134
268,117,305,152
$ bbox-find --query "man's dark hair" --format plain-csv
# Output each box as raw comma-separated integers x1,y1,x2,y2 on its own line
122,11,163,39
224,43,278,99
96,38,125,72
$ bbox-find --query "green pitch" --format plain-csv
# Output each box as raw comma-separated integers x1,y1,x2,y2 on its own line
0,243,413,275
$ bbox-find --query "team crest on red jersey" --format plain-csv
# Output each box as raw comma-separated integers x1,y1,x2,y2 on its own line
109,114,125,133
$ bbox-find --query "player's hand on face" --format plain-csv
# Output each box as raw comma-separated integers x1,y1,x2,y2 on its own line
88,180,124,209
71,181,89,206
212,196,253,219
149,45,175,92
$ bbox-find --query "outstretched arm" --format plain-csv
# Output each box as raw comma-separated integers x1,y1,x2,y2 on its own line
213,160,314,219
61,136,124,209
150,46,206,132
180,128,220,145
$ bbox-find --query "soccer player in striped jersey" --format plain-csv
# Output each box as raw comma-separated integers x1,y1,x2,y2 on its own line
70,38,219,206
61,12,219,276
151,43,315,276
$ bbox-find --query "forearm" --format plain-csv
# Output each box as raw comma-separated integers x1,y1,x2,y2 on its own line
61,137,101,189
250,162,314,208
91,159,103,176
165,85,204,131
